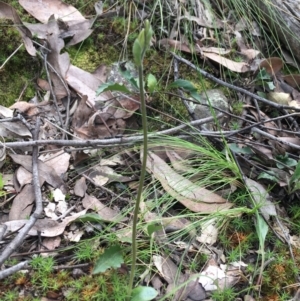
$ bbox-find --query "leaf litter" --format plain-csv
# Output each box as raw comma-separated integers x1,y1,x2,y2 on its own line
1,0,300,300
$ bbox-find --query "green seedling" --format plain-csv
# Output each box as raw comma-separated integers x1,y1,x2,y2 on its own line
255,214,269,288
255,68,275,90
95,20,157,301
93,245,124,274
169,79,201,102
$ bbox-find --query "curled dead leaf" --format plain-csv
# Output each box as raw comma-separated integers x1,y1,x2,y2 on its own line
144,151,232,213
259,57,283,75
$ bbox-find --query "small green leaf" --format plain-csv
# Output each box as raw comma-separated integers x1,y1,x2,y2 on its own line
146,74,157,93
290,161,300,184
96,82,131,95
190,91,202,102
229,143,254,155
256,214,268,248
75,213,104,223
256,69,271,80
147,223,163,236
257,172,278,182
118,67,139,90
0,174,4,190
131,286,158,301
275,155,297,169
93,245,124,274
267,81,275,90
169,79,198,93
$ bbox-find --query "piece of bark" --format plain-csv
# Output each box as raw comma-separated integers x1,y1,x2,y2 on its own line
252,0,300,63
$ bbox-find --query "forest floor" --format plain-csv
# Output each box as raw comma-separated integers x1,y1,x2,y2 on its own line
1,1,300,301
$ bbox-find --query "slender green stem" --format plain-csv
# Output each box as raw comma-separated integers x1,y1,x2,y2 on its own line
128,64,148,299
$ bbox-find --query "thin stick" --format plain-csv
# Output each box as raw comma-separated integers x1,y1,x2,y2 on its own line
0,118,43,268
0,44,23,70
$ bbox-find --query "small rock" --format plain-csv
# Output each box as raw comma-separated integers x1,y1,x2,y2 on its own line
189,89,230,130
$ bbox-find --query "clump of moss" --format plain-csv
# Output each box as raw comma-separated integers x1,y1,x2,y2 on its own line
0,19,38,106
1,0,37,23
62,0,96,16
66,40,119,72
111,17,139,43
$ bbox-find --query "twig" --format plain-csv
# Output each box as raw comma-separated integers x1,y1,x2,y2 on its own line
0,224,7,241
83,174,130,203
0,118,43,272
0,114,222,149
0,44,23,70
171,52,300,129
39,50,64,133
251,127,300,150
45,61,71,135
0,261,29,280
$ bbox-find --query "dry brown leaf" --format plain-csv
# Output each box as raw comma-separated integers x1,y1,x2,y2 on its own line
66,64,110,107
244,177,276,220
0,120,32,138
100,154,124,166
72,96,93,128
82,194,126,222
288,100,300,109
282,74,300,88
145,151,232,213
250,145,274,163
200,259,241,291
153,255,185,285
14,167,33,192
74,177,87,197
105,97,140,119
0,2,36,56
166,150,191,173
249,108,279,136
40,150,70,177
140,200,197,238
0,146,6,170
37,78,50,91
267,92,292,105
10,102,40,116
259,57,283,75
158,38,192,53
0,105,13,118
10,154,67,193
153,255,206,301
40,237,61,254
46,17,70,100
201,47,231,55
19,0,86,23
202,52,250,73
64,19,94,46
9,184,34,221
277,136,300,151
4,209,87,237
196,218,218,245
